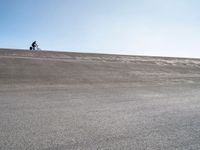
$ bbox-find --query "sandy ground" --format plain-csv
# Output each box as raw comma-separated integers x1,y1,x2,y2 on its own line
1,49,200,150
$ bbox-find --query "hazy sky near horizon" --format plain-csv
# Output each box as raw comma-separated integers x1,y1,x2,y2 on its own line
1,0,200,58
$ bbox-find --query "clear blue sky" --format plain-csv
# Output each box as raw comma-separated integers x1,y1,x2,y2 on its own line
1,0,200,58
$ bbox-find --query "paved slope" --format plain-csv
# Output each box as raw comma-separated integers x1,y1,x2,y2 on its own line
1,49,200,150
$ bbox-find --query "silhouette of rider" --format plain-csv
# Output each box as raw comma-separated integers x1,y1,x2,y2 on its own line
32,41,37,50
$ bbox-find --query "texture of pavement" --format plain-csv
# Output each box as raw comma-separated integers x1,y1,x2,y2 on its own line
1,49,200,150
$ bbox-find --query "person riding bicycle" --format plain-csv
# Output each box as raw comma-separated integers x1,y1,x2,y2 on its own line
31,41,38,50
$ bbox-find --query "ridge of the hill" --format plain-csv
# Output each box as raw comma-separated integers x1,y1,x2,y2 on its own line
0,48,200,61
1,48,200,85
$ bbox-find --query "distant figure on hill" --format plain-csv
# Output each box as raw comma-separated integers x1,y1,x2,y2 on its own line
31,41,38,50
30,41,38,50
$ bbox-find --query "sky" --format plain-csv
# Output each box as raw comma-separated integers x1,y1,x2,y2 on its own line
1,0,200,58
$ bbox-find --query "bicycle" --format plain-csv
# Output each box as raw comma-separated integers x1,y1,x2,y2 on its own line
29,44,41,51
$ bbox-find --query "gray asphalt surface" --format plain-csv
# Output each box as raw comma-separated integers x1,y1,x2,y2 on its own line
1,49,200,150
